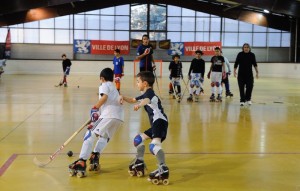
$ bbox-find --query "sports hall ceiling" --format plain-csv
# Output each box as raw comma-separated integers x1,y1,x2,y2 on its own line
0,0,299,31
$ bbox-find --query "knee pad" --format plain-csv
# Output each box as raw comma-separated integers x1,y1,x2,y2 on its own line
133,134,144,147
149,139,162,155
210,82,215,87
216,82,220,87
114,77,120,83
190,84,194,88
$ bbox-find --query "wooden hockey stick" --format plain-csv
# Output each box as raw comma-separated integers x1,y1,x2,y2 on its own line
33,118,91,167
170,80,181,103
181,78,189,100
153,70,163,100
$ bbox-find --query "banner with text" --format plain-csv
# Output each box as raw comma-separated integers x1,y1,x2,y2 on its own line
184,42,222,56
74,40,130,55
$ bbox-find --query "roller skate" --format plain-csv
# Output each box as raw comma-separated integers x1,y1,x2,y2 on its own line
89,152,100,172
128,158,146,177
187,94,193,102
226,91,233,98
194,94,199,102
148,164,169,185
200,88,204,95
64,83,68,87
209,94,215,102
69,159,87,178
176,93,181,103
216,94,222,102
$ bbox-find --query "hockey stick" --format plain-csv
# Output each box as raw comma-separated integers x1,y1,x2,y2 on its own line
153,70,163,100
181,78,189,100
54,79,63,87
170,79,181,103
33,118,91,167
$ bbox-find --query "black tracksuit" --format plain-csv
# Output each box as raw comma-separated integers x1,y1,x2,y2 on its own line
234,51,257,102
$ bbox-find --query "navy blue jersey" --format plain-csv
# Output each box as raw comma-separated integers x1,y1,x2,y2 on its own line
137,44,153,69
169,61,182,78
135,88,168,125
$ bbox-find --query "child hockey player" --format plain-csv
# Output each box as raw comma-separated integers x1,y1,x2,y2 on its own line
57,54,72,87
69,68,124,178
207,47,226,102
168,54,183,102
0,59,6,78
136,34,156,72
112,48,124,93
187,50,205,102
120,71,169,185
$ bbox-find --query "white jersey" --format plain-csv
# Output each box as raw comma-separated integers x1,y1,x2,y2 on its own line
98,81,124,121
223,56,231,73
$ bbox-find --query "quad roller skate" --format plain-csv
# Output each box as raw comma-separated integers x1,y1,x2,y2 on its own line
89,152,100,172
200,88,204,95
187,94,193,102
226,91,233,98
176,93,181,103
209,94,215,102
194,95,199,102
216,94,222,102
148,164,169,185
128,158,146,177
69,159,87,178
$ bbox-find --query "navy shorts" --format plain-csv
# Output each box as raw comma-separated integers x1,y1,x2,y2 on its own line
144,119,168,142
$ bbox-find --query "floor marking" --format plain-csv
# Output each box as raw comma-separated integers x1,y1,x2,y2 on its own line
0,154,18,176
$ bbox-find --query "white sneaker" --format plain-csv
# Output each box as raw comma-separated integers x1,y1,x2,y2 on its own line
247,101,252,105
240,102,245,106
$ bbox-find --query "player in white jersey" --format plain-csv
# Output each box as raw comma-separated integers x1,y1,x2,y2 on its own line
69,68,124,178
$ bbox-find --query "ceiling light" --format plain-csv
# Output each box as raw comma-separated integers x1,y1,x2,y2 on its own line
263,9,270,13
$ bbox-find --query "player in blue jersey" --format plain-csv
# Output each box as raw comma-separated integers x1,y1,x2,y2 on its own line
136,34,156,72
112,49,124,92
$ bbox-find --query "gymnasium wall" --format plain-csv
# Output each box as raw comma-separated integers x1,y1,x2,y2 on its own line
3,43,299,78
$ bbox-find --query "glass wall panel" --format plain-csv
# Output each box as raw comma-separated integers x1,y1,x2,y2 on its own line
115,16,129,30
223,33,238,46
131,4,147,30
281,33,290,47
74,30,85,39
87,30,99,40
182,8,195,16
167,32,180,41
182,32,194,42
24,29,39,43
150,32,166,40
55,30,70,44
210,32,220,41
74,15,85,29
40,29,54,43
168,5,181,16
100,16,114,30
211,18,221,31
268,33,281,47
196,17,210,31
115,31,129,40
86,15,100,30
239,22,252,32
253,33,267,47
150,5,166,30
253,25,267,32
238,33,252,46
100,31,114,40
182,17,195,31
101,7,115,15
116,5,130,15
167,17,181,31
40,18,54,28
55,15,70,29
24,21,39,28
196,32,209,41
224,18,238,32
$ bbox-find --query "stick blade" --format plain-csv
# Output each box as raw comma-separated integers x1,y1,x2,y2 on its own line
33,156,51,168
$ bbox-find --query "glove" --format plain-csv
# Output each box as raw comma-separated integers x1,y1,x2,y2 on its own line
169,75,172,80
87,122,94,130
90,107,100,122
207,71,211,79
227,71,231,76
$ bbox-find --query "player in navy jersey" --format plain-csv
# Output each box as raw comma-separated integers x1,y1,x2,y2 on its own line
120,71,169,185
168,54,183,101
112,49,124,92
136,34,156,72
